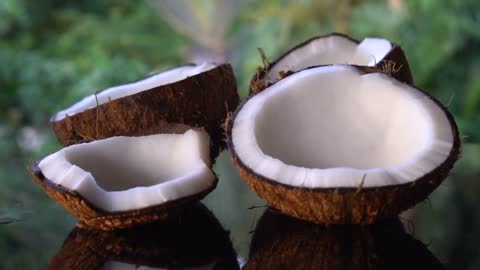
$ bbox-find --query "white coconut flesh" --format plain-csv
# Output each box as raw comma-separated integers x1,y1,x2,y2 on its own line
232,65,454,188
100,261,215,270
53,63,217,121
38,129,216,212
265,35,392,82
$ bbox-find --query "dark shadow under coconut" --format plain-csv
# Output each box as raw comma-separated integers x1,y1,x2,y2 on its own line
244,208,445,270
48,203,239,270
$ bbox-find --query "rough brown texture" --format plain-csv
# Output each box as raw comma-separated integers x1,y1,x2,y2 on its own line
49,203,239,270
249,33,413,94
244,209,445,270
48,229,103,270
228,66,461,225
30,163,218,230
51,64,239,160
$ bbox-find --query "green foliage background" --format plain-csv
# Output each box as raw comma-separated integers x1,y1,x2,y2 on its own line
0,0,479,269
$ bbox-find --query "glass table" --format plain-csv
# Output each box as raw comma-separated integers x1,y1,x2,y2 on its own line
43,152,449,270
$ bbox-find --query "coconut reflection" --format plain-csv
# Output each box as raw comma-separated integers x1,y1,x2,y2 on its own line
244,208,445,270
48,203,239,270
100,261,216,270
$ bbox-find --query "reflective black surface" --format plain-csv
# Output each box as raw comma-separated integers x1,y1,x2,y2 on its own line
47,205,447,270
43,153,456,270
245,209,444,270
49,203,238,269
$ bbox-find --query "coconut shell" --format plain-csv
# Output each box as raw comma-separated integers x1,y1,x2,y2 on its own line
227,66,461,225
249,33,413,94
244,208,445,270
30,162,218,230
49,203,239,270
51,64,239,160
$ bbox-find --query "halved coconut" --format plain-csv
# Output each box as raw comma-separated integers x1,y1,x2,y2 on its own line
228,65,460,224
31,129,218,230
244,208,445,270
250,33,413,93
51,63,239,160
48,203,239,270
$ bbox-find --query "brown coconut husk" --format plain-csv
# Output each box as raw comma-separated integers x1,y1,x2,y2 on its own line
51,64,239,161
49,203,239,270
30,162,218,230
244,208,445,270
227,66,461,225
249,33,413,94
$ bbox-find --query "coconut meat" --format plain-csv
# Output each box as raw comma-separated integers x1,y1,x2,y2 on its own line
265,35,392,82
38,129,215,212
53,63,217,121
100,261,215,270
232,65,454,188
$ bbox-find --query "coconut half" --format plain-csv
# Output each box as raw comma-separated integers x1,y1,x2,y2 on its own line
31,129,218,230
250,33,413,93
228,65,460,224
48,203,239,270
51,63,239,160
244,208,445,270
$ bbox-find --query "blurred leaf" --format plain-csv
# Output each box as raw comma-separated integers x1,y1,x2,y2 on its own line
0,207,30,224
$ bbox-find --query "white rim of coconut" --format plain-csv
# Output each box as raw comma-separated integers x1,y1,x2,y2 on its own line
38,129,215,212
232,65,455,188
265,34,392,82
53,63,218,121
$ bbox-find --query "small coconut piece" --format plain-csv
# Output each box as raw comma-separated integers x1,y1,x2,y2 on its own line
51,63,239,160
31,129,218,230
250,33,413,93
228,65,460,224
244,208,445,270
48,203,239,270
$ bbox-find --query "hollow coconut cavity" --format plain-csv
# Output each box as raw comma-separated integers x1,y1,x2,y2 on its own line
31,129,218,230
228,65,460,224
51,63,239,160
251,33,413,93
